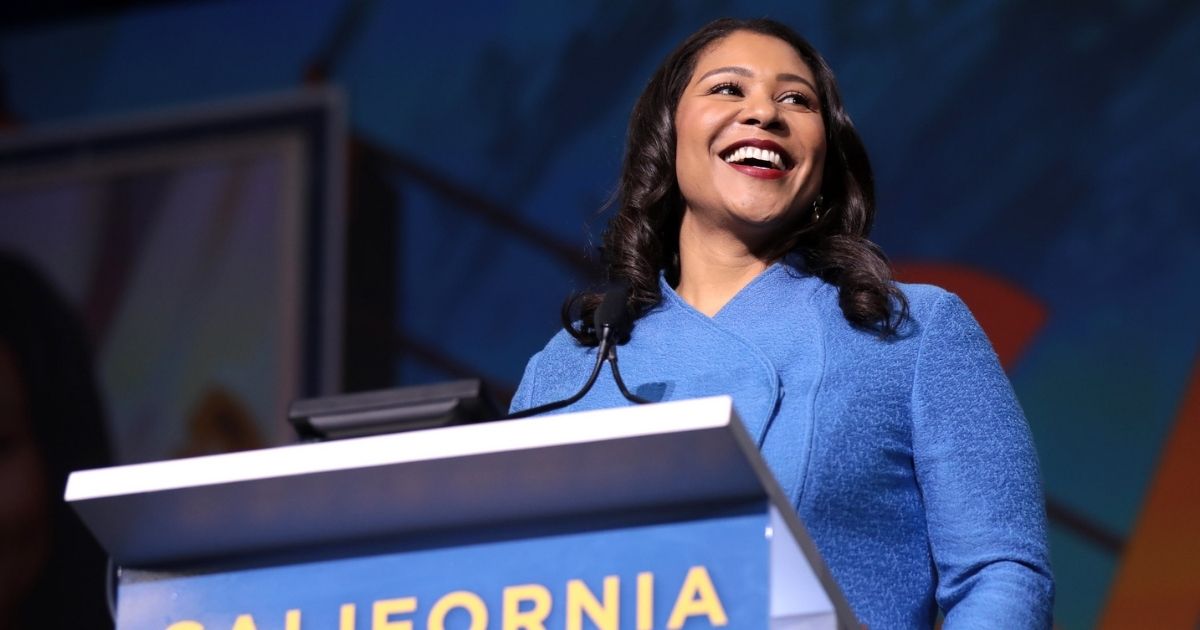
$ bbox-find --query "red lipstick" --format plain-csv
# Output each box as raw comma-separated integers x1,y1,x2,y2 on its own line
720,138,793,179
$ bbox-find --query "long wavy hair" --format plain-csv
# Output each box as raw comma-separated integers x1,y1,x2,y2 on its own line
563,17,907,344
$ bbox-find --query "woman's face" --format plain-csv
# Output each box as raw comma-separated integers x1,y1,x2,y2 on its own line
674,30,826,243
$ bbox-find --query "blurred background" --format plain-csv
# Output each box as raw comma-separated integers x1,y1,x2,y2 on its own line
0,0,1197,627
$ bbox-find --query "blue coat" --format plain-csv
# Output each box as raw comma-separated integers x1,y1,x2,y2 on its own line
511,259,1054,628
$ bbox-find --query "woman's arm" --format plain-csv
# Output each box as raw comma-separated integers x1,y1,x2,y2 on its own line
910,292,1055,628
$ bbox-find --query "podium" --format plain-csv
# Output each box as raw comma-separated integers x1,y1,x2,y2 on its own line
66,396,858,629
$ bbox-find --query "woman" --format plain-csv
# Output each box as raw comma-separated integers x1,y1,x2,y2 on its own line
510,17,1053,629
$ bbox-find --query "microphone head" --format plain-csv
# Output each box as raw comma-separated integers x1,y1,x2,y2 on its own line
594,279,632,344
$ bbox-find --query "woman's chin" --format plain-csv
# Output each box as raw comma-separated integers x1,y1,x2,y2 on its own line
726,207,796,233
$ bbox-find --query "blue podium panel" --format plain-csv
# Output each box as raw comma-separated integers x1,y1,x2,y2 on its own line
118,506,768,630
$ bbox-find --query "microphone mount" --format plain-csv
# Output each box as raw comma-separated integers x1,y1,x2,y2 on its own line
507,281,649,419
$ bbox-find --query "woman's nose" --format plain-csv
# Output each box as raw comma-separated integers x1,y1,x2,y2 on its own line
739,93,782,129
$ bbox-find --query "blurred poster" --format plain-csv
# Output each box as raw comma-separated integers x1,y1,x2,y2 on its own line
0,90,342,464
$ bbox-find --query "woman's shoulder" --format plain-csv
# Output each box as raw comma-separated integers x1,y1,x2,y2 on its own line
889,282,1003,374
895,280,952,307
893,281,982,333
526,327,592,367
894,281,976,331
805,276,972,339
510,327,588,413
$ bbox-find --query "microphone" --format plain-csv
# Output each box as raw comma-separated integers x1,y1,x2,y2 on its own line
594,279,633,351
594,280,649,405
506,281,649,419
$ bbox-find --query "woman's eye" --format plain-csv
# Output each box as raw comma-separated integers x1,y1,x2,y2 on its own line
709,82,743,96
781,92,815,108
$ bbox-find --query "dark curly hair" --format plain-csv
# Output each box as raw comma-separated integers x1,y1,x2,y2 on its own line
563,17,907,344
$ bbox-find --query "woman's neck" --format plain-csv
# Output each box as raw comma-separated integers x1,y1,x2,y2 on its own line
674,212,775,317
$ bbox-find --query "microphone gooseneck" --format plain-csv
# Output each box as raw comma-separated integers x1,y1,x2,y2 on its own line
506,281,649,419
607,347,650,405
594,282,649,404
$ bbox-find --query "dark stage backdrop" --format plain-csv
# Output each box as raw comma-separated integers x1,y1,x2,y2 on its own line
2,1,1197,627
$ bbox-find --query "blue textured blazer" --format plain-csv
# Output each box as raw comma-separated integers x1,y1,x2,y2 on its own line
511,258,1054,628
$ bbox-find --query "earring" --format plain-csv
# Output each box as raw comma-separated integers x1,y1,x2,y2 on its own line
812,194,824,222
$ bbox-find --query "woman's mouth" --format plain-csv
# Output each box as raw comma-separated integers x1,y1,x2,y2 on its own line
719,140,793,180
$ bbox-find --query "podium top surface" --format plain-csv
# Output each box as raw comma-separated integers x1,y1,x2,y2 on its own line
67,396,772,565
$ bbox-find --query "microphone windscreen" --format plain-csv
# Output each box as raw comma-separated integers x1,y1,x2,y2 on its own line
594,279,632,341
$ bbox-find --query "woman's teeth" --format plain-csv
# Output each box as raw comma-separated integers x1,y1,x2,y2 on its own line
724,146,785,170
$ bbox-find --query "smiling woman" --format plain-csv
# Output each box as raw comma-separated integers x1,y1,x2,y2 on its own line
510,17,1054,629
560,18,896,338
